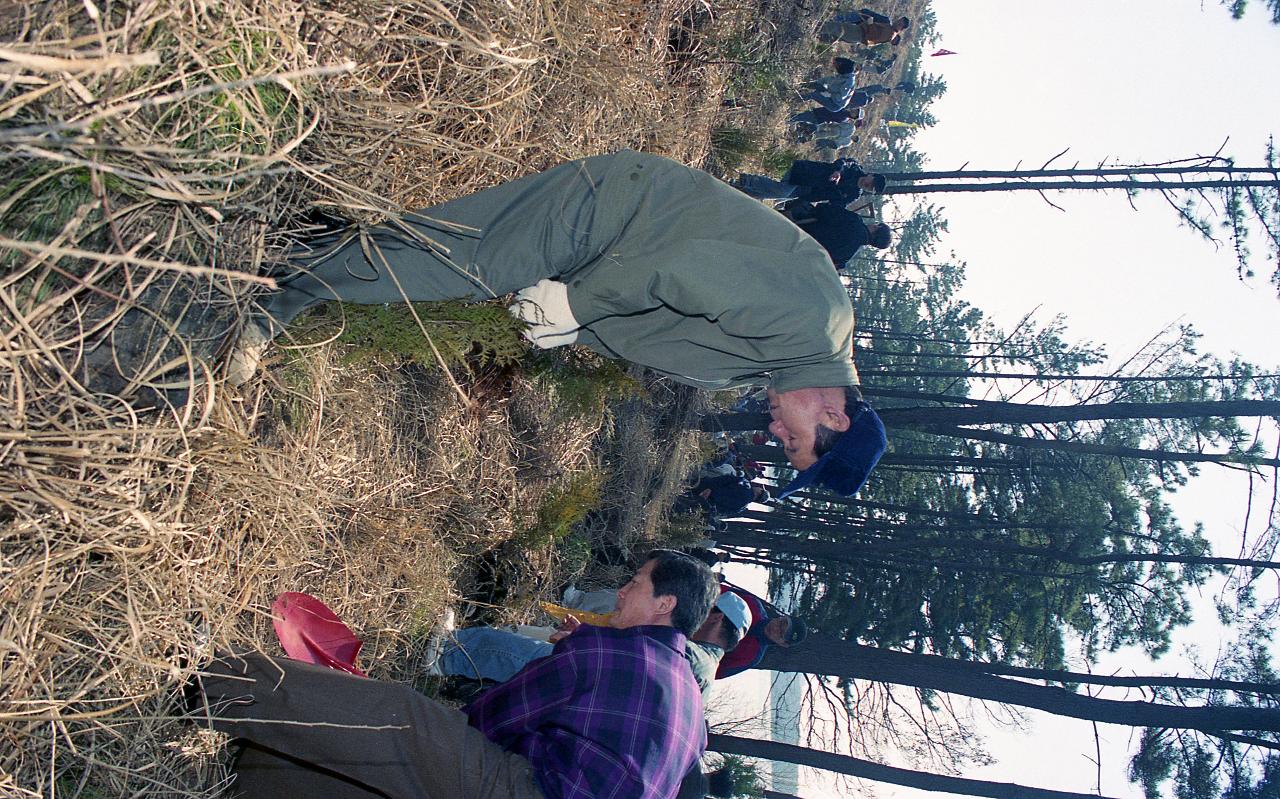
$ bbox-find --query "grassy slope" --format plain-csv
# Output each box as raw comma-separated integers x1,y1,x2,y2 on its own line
0,0,927,793
0,0,728,794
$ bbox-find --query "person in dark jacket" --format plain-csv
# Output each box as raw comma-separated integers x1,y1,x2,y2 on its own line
734,158,885,205
714,582,808,679
788,102,869,132
786,202,893,269
676,475,769,519
863,51,898,75
789,105,861,128
789,159,886,204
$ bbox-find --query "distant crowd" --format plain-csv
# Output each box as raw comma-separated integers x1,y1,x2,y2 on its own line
722,6,916,271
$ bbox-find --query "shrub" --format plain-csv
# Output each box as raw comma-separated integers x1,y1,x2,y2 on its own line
761,146,802,176
531,352,643,417
301,300,528,372
710,125,761,171
522,471,606,549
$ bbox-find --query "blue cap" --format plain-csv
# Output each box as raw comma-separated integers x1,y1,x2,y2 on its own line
779,402,886,498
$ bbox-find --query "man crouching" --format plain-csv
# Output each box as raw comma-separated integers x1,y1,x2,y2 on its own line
194,550,718,799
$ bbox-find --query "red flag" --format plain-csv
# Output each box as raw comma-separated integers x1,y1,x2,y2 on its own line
930,48,957,56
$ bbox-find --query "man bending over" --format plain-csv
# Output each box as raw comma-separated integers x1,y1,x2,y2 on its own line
235,151,887,497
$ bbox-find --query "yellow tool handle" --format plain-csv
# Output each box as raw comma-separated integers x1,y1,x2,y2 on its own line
540,601,613,628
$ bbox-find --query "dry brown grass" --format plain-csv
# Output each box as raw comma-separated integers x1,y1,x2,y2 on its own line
0,0,739,794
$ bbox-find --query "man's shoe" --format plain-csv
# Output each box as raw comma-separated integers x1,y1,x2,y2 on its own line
422,608,456,677
224,324,270,386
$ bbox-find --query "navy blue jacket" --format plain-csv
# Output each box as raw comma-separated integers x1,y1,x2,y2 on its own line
794,204,873,268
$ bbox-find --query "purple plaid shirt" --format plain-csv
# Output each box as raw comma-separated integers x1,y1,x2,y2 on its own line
464,624,706,799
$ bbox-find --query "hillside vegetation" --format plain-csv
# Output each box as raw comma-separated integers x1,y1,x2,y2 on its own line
0,0,768,793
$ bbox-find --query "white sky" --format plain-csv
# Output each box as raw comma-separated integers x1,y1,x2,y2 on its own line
735,2,1280,797
910,1,1280,361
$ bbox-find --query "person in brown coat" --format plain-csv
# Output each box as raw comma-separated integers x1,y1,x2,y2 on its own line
819,9,911,46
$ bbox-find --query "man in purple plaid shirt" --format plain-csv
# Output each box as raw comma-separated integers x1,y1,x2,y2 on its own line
197,550,718,799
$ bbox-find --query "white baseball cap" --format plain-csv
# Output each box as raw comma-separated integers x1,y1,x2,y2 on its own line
715,592,751,640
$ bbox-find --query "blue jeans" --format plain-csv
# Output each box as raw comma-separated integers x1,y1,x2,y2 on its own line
735,174,799,202
440,627,553,683
800,91,848,113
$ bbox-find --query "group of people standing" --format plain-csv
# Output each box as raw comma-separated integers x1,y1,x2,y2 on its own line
735,157,894,269
719,5,910,275
783,8,913,149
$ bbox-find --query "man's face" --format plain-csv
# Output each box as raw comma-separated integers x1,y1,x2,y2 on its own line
764,616,793,646
611,559,674,629
856,175,878,193
766,386,851,470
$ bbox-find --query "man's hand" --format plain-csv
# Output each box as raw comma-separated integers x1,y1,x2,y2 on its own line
828,170,842,183
509,279,580,349
549,613,582,643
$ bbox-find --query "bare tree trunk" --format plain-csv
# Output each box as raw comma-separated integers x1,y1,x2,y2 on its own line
877,166,1280,182
703,418,1279,468
758,634,1280,737
715,524,1280,574
699,398,1280,431
882,178,1280,194
926,425,1280,468
708,734,1123,799
860,369,1279,383
879,398,1280,426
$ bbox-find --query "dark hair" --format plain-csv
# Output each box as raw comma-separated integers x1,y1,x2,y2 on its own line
869,173,887,193
897,16,912,29
716,611,744,650
869,223,893,249
647,549,718,637
814,385,863,458
833,56,857,75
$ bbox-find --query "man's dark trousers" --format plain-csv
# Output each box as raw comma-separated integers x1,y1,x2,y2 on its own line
197,653,543,799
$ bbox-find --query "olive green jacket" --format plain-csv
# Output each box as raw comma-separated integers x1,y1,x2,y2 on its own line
564,152,859,393
685,640,725,699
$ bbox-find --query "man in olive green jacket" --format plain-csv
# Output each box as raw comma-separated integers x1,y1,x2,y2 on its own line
247,151,886,496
